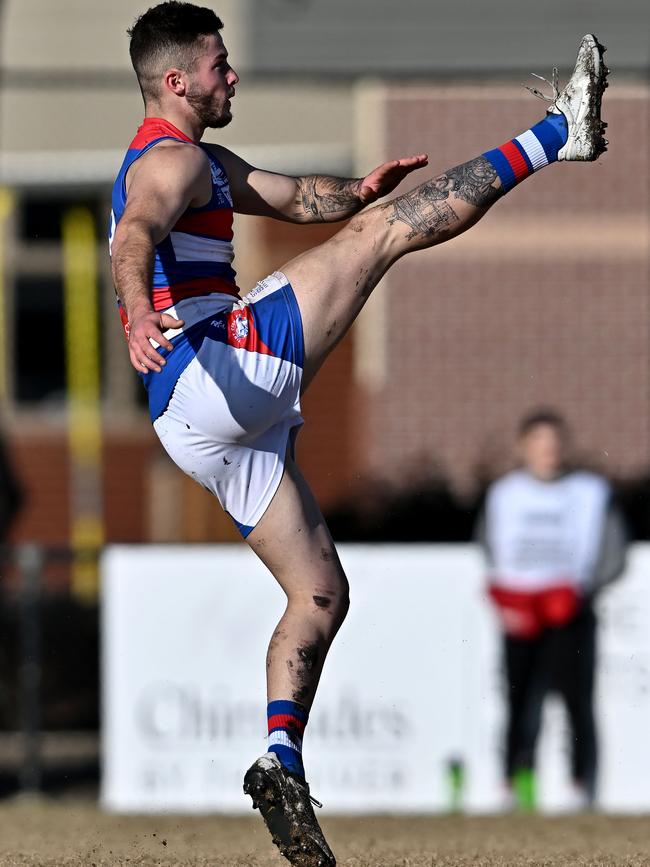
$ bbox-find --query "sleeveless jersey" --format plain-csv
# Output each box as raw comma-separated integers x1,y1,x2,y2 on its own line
109,117,239,333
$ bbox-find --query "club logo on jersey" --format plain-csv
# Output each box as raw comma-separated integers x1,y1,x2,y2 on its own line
210,161,234,207
230,314,249,342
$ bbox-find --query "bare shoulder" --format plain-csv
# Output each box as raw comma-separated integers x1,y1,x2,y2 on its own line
127,140,211,193
202,142,253,177
202,141,236,163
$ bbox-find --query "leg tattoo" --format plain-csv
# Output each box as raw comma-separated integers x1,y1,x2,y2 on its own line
386,156,503,242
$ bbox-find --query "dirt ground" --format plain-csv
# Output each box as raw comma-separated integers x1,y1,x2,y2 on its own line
0,800,649,866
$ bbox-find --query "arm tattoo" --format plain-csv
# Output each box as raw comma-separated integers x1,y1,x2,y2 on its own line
295,175,363,222
386,156,501,241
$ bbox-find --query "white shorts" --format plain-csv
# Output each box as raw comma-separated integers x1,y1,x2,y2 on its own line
145,272,304,537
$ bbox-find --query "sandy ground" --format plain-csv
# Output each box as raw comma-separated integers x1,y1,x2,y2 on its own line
0,801,649,866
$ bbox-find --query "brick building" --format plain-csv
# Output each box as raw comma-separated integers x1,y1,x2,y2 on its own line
0,0,647,550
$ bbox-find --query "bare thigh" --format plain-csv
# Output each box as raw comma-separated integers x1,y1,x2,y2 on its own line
280,205,395,389
247,452,349,607
280,167,492,388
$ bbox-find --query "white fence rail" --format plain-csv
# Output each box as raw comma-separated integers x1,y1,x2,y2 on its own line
101,543,650,813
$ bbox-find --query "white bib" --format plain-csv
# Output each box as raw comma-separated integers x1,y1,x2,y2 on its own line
486,470,609,591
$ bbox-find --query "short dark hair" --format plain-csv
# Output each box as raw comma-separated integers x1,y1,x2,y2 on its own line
518,408,569,439
128,2,223,102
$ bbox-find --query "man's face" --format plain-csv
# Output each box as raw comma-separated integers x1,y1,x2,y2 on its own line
519,423,566,481
185,32,239,129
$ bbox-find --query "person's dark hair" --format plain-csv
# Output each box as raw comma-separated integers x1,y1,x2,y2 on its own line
518,407,569,439
128,2,223,102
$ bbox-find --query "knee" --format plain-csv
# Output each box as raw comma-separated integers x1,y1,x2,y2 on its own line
290,571,349,628
312,577,350,627
344,206,392,253
335,580,351,624
342,205,390,244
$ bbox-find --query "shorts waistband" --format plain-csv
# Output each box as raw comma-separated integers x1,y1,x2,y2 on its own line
149,272,291,349
150,292,241,349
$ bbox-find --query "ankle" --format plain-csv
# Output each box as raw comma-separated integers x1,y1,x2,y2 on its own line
267,699,309,779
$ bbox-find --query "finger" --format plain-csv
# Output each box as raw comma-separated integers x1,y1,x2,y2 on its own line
142,340,168,367
358,185,379,204
400,154,428,166
134,326,172,355
130,348,162,374
153,333,174,353
131,336,167,368
157,315,184,351
371,160,400,178
160,315,185,329
392,155,428,172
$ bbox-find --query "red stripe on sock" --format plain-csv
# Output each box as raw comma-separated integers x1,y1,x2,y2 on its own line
268,714,306,736
499,140,531,181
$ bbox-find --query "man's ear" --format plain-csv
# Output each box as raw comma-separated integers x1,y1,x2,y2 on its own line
163,68,186,97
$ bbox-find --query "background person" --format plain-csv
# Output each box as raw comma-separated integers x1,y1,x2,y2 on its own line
477,409,627,810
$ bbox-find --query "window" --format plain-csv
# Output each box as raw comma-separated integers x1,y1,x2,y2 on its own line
20,195,103,243
14,276,65,402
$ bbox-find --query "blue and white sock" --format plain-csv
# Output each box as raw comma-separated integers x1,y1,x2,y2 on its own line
267,700,309,779
482,112,568,192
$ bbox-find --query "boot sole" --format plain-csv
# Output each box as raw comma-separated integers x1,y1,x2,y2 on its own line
244,766,336,867
559,35,609,161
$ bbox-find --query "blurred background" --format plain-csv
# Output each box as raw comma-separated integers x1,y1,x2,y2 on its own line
0,0,648,807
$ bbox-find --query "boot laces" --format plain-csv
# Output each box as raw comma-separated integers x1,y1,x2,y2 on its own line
523,67,560,103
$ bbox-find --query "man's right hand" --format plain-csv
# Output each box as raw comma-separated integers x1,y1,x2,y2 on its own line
128,307,185,373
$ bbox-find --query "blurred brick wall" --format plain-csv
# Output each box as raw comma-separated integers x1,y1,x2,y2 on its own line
7,432,155,546
358,83,649,492
8,436,70,544
3,83,647,552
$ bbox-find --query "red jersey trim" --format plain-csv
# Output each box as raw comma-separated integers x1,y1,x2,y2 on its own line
152,277,240,311
130,117,195,150
174,209,234,240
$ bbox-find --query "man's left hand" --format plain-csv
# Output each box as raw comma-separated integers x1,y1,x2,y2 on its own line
358,155,429,204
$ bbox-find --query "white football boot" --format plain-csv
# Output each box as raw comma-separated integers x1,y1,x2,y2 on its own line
526,34,609,161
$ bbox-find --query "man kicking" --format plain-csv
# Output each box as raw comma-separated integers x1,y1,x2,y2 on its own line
110,3,608,864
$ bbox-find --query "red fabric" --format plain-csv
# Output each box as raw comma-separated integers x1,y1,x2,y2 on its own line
224,308,272,356
499,140,531,181
152,277,239,311
268,714,306,736
174,208,234,240
130,117,195,149
118,303,130,340
488,583,581,639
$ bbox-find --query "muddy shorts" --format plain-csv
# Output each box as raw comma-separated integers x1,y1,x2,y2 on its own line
144,271,304,537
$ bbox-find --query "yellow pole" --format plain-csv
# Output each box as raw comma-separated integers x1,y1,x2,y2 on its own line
62,206,103,602
0,188,15,402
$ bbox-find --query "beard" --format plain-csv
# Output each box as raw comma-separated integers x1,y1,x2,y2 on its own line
186,83,232,129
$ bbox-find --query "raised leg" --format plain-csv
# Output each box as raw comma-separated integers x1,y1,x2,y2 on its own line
283,32,608,387
283,155,503,388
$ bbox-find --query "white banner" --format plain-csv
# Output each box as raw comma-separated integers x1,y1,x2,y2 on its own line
100,543,650,813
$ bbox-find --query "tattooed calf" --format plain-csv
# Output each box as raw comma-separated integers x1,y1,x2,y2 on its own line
387,193,459,241
387,156,501,241
438,157,501,208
